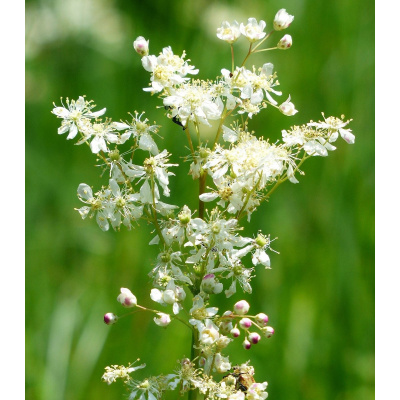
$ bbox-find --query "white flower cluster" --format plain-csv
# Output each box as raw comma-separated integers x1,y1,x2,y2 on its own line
53,7,355,400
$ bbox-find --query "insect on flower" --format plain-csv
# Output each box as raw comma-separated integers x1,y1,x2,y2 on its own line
222,365,256,392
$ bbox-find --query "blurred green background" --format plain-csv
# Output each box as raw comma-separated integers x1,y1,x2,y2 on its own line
25,0,374,399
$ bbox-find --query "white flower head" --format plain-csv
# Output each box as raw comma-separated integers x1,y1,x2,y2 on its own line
52,96,106,140
102,361,146,385
273,9,294,31
217,20,241,43
240,18,266,42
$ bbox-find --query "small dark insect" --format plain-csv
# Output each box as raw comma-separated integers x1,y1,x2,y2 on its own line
229,72,234,78
222,366,255,392
172,115,186,130
164,105,186,130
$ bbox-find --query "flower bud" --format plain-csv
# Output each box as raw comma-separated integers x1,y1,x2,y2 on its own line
201,274,223,294
273,9,294,31
277,34,292,50
117,288,137,308
279,96,298,116
261,326,275,338
239,318,252,329
248,332,261,344
154,312,171,327
104,312,118,325
133,36,149,56
243,338,252,350
255,313,269,326
234,300,250,315
230,327,241,338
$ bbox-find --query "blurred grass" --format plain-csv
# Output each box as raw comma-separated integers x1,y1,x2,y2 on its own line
26,0,374,399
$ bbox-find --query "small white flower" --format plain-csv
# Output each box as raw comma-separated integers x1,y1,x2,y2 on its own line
216,20,241,43
273,9,294,31
52,96,106,140
102,361,146,385
279,95,298,115
240,18,267,42
214,353,231,373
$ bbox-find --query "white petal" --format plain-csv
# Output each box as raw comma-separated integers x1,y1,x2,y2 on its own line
150,289,162,303
77,183,93,200
199,192,219,202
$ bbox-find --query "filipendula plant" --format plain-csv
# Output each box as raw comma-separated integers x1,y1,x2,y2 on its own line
52,9,354,400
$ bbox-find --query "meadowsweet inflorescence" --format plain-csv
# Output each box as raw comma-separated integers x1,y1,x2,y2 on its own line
52,8,354,400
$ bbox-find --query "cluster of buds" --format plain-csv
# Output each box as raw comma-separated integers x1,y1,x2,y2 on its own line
217,300,275,350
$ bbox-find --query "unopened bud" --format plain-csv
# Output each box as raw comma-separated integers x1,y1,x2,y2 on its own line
262,326,275,338
243,338,252,350
133,36,149,56
104,312,118,325
255,313,269,326
277,34,292,50
154,312,171,327
230,327,241,338
234,300,250,315
248,332,261,344
117,288,137,308
273,9,294,31
239,318,252,329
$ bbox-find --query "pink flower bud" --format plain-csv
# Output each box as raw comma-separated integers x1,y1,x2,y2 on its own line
117,288,137,308
154,312,171,327
255,313,269,326
277,34,293,50
248,332,261,344
262,326,275,338
133,36,149,56
239,318,252,329
103,313,118,325
230,327,241,338
243,338,252,350
234,300,250,315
